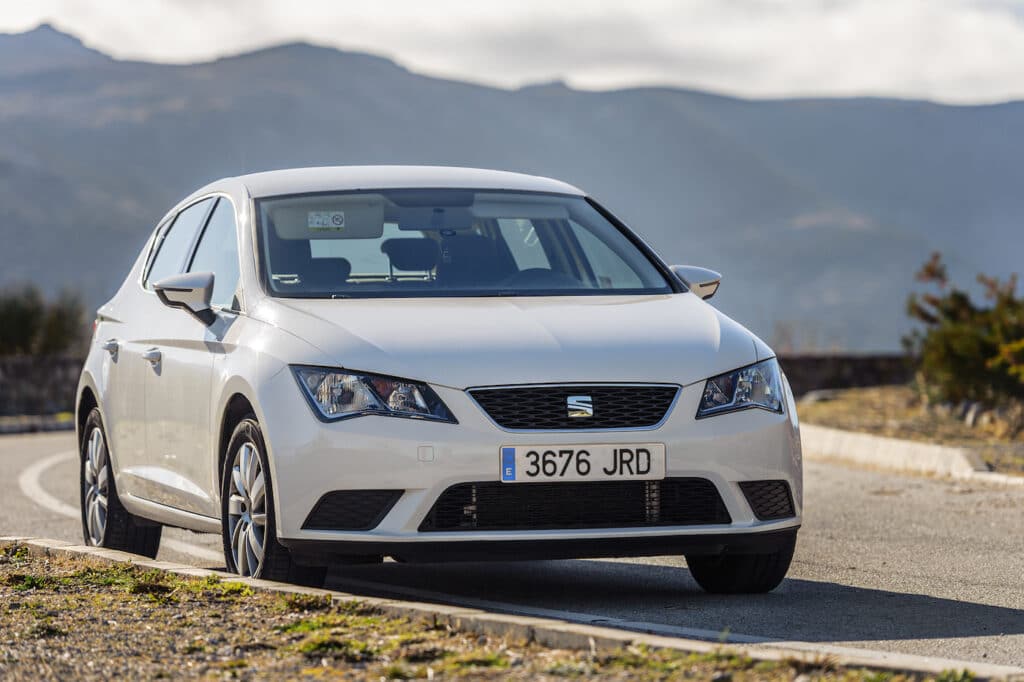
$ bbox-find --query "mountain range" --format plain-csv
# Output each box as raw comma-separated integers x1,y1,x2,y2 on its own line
2,23,1021,351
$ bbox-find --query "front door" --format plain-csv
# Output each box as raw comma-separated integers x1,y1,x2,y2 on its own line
115,198,215,513
143,196,241,518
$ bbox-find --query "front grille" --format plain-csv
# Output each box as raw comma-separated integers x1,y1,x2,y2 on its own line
739,480,795,520
419,478,730,532
469,385,679,430
302,490,403,531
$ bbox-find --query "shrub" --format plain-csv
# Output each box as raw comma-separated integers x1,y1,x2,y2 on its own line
0,284,86,356
904,253,1024,406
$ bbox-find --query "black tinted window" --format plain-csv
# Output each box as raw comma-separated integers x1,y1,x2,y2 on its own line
146,199,212,287
188,198,240,308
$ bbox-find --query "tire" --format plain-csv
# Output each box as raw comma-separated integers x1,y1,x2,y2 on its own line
685,534,796,594
221,417,327,587
80,408,162,558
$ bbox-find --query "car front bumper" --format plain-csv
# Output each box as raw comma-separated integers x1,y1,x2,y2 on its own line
256,370,803,561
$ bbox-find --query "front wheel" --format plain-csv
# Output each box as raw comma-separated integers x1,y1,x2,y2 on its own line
685,534,796,594
221,417,326,587
80,408,162,557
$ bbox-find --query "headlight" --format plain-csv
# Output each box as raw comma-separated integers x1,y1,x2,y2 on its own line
696,358,784,418
292,366,456,423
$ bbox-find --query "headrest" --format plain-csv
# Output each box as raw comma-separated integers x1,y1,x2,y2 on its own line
437,235,509,285
440,234,492,257
380,238,440,271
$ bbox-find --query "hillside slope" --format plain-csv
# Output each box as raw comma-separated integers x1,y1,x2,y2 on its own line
1,26,1019,350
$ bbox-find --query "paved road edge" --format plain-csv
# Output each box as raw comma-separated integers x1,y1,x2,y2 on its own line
801,423,1024,487
3,537,1022,680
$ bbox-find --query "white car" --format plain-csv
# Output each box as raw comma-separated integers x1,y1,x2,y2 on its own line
76,166,801,593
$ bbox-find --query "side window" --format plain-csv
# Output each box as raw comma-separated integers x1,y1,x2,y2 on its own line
146,198,213,288
188,198,240,308
569,221,643,289
497,219,550,270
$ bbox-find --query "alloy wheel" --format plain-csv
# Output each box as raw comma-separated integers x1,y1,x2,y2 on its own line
83,427,109,545
227,441,267,576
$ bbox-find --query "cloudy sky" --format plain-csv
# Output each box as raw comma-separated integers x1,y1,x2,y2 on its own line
2,0,1023,103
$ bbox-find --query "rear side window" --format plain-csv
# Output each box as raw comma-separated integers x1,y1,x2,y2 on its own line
146,198,213,288
188,198,240,308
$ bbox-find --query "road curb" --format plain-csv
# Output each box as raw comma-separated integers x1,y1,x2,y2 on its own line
801,423,1024,486
3,537,1022,679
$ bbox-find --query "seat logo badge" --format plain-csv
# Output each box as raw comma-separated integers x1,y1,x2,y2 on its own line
567,395,594,418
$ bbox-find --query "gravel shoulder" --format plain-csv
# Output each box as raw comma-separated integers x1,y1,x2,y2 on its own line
799,386,1024,475
0,545,928,682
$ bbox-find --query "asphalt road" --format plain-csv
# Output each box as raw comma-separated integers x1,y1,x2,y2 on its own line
2,432,1022,667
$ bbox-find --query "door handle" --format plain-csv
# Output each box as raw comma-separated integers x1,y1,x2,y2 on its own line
101,339,119,356
142,348,162,365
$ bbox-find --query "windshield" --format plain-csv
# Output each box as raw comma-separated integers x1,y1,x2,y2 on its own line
255,189,673,298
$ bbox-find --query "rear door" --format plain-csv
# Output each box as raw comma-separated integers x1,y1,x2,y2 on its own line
144,197,240,517
102,229,168,489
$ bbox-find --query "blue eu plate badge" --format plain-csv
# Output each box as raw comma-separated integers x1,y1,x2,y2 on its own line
501,447,516,481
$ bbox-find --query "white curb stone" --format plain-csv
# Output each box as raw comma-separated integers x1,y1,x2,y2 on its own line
801,423,1024,486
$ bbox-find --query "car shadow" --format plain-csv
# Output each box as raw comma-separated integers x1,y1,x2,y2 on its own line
325,557,1024,645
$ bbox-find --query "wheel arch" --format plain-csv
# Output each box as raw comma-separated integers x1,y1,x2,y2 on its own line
76,374,101,450
75,368,128,482
212,359,292,532
218,392,258,488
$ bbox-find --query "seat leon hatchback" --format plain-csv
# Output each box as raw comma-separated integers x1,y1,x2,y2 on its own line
77,166,802,592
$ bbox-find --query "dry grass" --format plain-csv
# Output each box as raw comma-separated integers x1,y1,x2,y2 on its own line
0,545,957,681
799,386,1024,474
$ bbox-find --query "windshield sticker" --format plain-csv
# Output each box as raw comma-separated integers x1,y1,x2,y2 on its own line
307,211,346,232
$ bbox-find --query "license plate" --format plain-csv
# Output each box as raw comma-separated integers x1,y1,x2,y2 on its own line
499,444,665,483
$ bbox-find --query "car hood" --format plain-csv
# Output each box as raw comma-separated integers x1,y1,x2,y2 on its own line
252,294,763,389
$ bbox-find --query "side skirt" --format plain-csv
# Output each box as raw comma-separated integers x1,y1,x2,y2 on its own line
120,493,221,534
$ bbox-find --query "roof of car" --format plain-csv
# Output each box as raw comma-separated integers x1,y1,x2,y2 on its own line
233,166,586,199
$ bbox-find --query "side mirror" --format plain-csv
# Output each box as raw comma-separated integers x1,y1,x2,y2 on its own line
670,265,721,300
153,272,216,325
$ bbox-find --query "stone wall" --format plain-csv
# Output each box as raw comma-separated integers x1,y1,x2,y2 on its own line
778,354,913,397
0,356,83,416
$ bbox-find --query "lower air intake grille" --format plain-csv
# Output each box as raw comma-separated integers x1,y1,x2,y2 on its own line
419,478,730,532
738,480,795,520
469,385,679,430
302,490,403,531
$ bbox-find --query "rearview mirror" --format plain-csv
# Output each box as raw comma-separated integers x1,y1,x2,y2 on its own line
670,265,721,300
153,272,216,325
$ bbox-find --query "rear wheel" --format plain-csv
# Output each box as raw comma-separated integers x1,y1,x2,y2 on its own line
80,409,162,557
685,534,796,594
221,417,326,587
